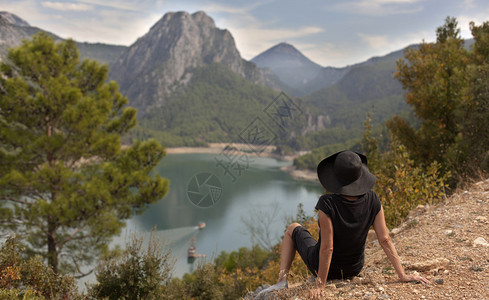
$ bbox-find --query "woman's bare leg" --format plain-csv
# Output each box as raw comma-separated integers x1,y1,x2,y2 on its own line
277,222,301,283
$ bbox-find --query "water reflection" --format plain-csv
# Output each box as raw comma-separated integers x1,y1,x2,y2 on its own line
128,153,322,277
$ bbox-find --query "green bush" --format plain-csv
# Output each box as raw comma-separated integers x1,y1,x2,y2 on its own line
88,231,174,300
373,142,450,227
0,236,79,299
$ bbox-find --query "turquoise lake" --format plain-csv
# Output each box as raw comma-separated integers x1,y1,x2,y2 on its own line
121,153,323,277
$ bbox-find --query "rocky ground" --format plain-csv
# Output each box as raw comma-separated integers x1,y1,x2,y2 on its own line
248,179,489,299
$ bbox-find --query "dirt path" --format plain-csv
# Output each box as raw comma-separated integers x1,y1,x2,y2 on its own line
275,179,489,299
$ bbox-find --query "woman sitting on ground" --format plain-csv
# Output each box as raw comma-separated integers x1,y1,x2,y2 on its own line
260,150,429,297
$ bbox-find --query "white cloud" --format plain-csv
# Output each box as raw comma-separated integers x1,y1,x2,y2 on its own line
462,0,475,9
41,1,93,11
457,14,489,40
330,0,424,16
203,1,274,14
77,0,157,12
358,33,389,50
374,0,421,3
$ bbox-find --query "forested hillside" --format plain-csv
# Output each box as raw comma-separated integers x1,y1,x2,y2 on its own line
129,63,310,148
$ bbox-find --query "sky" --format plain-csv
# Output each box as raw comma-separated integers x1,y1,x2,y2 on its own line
1,0,488,67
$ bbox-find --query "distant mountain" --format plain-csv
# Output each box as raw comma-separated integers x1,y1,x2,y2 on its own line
109,11,281,115
251,42,350,96
251,43,321,91
0,10,422,149
0,11,125,64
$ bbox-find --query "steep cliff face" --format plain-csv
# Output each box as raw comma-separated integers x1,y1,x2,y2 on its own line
109,11,279,115
0,12,43,60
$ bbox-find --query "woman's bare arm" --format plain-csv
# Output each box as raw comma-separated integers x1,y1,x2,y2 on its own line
373,206,430,284
316,210,334,288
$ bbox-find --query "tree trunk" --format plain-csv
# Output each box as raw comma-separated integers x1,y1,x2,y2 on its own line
46,118,59,273
47,216,58,273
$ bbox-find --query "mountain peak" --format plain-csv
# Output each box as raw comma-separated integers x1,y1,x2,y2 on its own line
0,12,30,27
110,10,276,115
252,42,321,68
150,10,216,33
251,42,323,91
191,10,216,27
267,42,303,55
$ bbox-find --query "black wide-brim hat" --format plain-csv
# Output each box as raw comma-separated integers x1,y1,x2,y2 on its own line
317,150,376,196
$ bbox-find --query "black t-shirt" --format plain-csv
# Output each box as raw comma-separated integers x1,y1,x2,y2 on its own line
314,191,381,276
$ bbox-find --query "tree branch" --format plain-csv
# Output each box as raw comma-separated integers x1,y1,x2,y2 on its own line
0,195,34,205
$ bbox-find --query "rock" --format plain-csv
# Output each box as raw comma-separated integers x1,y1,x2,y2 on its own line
475,216,488,223
444,230,454,236
375,285,385,293
473,237,489,247
352,276,364,284
435,278,444,284
391,227,402,235
406,205,426,220
406,258,450,271
244,284,272,300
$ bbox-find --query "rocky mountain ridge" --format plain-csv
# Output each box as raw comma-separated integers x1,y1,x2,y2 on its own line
0,12,43,60
0,11,125,64
109,11,282,115
0,11,30,27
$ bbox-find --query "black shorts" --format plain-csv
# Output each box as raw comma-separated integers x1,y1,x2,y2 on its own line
291,226,362,280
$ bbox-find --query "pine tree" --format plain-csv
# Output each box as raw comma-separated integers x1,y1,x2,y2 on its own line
0,32,169,275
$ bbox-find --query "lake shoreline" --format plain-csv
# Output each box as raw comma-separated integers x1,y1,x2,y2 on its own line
165,143,318,183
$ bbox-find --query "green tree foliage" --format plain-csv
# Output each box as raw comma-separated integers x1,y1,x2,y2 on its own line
0,236,80,299
362,120,450,228
135,63,279,146
88,231,174,300
389,17,489,180
293,138,360,170
214,246,271,273
453,21,489,176
373,141,449,227
0,32,169,274
389,17,470,166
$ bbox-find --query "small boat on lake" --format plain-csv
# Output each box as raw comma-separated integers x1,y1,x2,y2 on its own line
197,222,206,229
187,236,206,263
